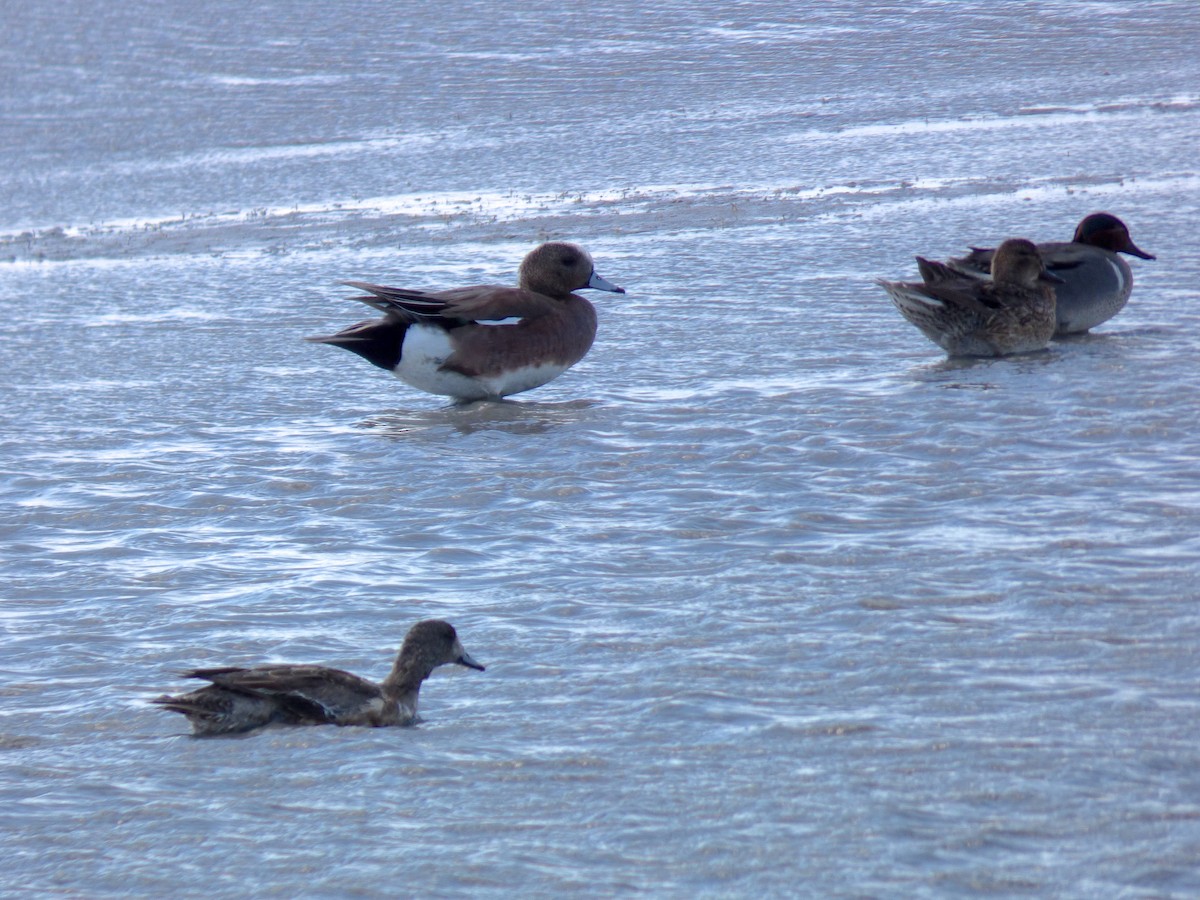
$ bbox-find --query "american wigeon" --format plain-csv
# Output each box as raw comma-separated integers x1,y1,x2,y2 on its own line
878,238,1062,357
308,242,625,400
152,620,484,736
946,213,1155,334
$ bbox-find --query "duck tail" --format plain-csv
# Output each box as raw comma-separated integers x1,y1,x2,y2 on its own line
150,693,204,717
306,319,407,371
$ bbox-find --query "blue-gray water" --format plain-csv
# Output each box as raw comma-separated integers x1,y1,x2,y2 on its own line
3,1,1200,896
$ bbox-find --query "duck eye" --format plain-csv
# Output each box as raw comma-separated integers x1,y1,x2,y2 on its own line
559,252,579,267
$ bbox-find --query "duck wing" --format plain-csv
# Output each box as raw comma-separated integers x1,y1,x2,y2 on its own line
914,257,1004,315
186,664,382,723
1035,243,1090,272
945,247,994,278
949,241,1087,277
342,282,560,323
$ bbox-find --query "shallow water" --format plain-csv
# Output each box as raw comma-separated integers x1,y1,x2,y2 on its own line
3,1,1200,896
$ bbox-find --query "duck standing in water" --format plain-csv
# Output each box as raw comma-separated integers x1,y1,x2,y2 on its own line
879,238,1063,357
946,213,1155,335
308,241,624,401
153,620,484,736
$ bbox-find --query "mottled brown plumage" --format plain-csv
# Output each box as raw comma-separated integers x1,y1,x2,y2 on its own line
879,238,1061,357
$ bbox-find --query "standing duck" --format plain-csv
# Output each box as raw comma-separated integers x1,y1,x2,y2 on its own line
947,213,1155,334
879,238,1062,357
152,620,484,736
309,242,624,400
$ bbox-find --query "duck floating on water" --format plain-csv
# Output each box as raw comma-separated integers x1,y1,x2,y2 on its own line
878,238,1062,357
946,213,1155,335
152,620,484,736
309,242,624,401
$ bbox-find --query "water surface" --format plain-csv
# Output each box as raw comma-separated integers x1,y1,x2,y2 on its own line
3,1,1200,896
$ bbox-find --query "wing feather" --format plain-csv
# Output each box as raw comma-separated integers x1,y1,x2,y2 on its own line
343,282,560,322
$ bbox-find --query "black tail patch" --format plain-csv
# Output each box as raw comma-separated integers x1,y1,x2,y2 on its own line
307,319,408,372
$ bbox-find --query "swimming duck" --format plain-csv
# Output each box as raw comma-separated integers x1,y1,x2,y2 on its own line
879,238,1063,357
152,620,484,736
946,213,1155,334
308,242,625,400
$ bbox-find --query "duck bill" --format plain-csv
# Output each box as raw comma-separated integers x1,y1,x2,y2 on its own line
1121,238,1156,261
454,643,485,671
585,269,626,294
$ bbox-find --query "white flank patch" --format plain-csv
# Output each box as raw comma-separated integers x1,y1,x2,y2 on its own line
394,326,475,396
394,325,570,399
478,361,571,398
